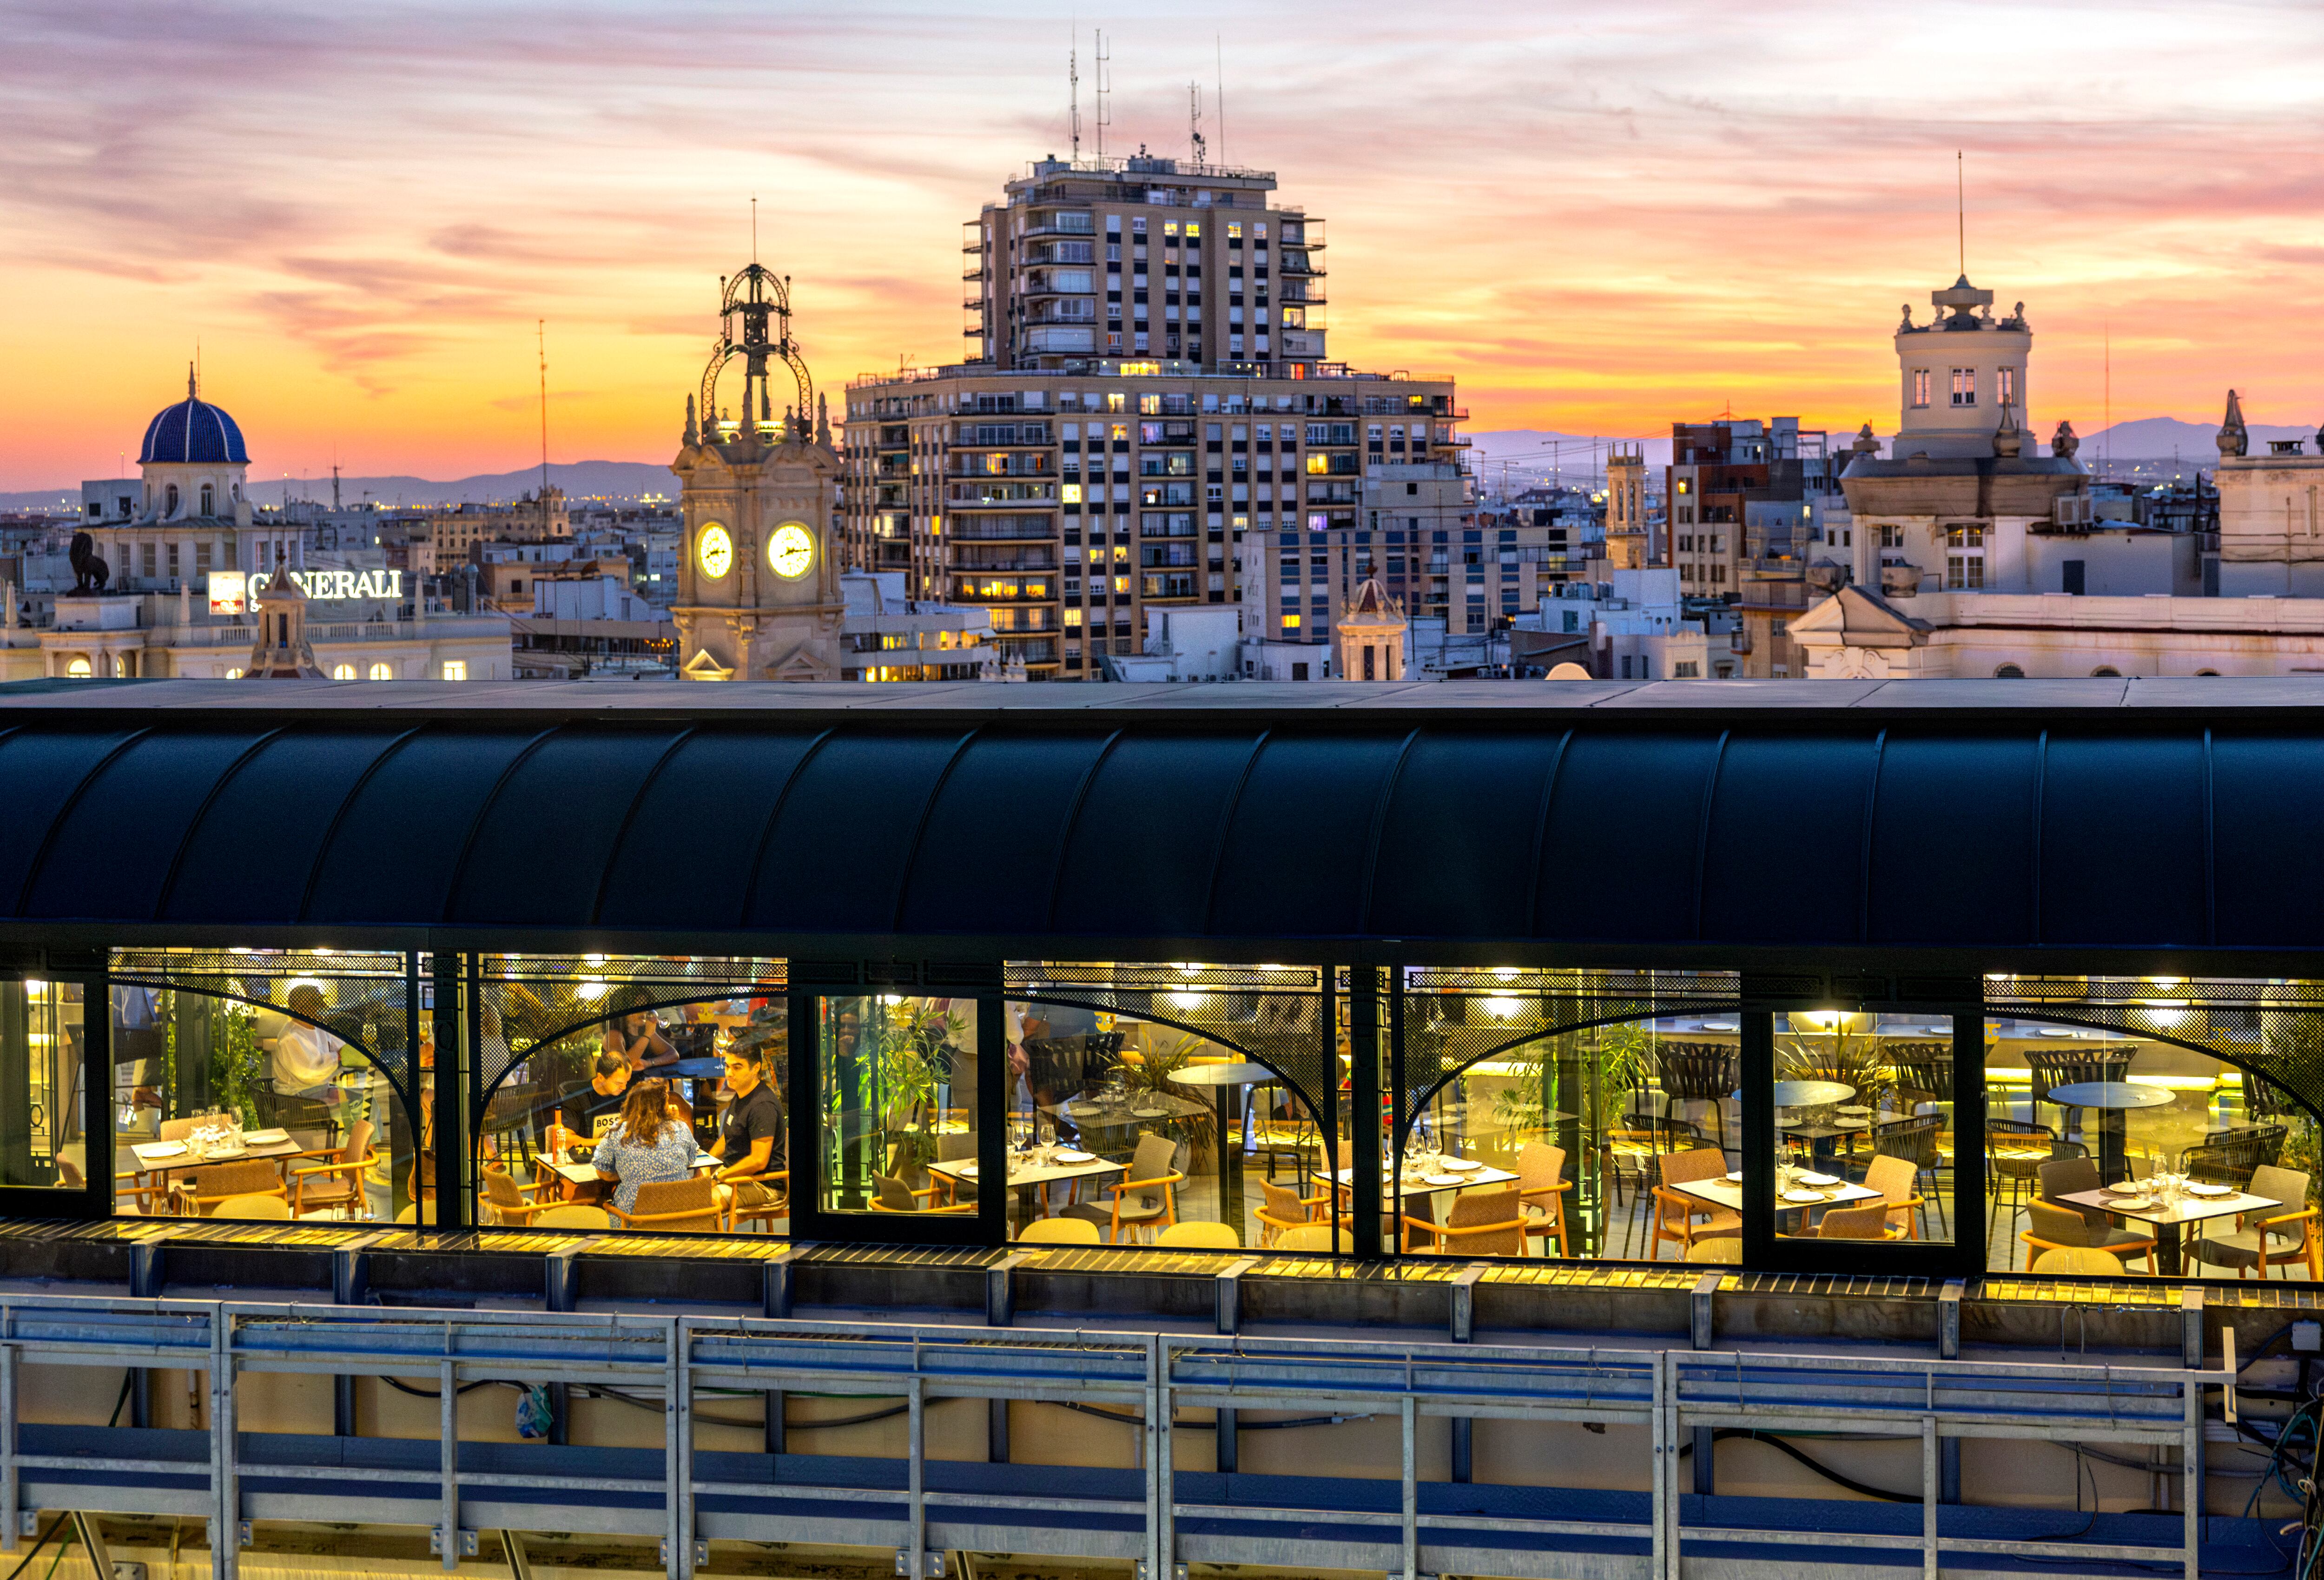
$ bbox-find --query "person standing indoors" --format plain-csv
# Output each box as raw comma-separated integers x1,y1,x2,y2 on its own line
712,1048,785,1219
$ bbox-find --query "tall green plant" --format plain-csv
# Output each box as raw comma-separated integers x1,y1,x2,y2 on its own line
211,1002,264,1128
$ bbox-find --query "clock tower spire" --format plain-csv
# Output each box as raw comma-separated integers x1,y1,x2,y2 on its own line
669,261,844,681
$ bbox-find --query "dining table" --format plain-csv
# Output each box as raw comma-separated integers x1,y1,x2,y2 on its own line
927,1151,1125,1220
2043,1080,2172,1185
130,1130,304,1202
1671,1170,1885,1235
2057,1182,2277,1277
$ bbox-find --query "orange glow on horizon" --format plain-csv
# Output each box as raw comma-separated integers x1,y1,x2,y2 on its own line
4,3,2320,492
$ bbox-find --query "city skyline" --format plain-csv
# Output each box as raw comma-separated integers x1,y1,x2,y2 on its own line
4,0,2322,491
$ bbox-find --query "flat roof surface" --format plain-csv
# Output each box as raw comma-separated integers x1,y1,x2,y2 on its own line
8,675,2324,714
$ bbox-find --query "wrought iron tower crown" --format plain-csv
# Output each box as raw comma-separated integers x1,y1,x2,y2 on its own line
700,263,812,442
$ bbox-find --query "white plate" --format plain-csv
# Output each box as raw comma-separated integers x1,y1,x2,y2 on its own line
1782,1189,1826,1203
2111,1196,2153,1210
1725,1170,1744,1182
140,1141,187,1158
2101,1183,2146,1195
2186,1182,2235,1197
954,1163,979,1178
1775,1118,1800,1129
1131,1108,1166,1119
1442,1157,1482,1171
205,1147,248,1162
1423,1174,1464,1186
1795,1171,1839,1186
1834,1107,1871,1117
1054,1149,1096,1164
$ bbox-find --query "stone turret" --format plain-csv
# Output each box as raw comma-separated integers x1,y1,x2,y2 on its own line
2217,390,2249,458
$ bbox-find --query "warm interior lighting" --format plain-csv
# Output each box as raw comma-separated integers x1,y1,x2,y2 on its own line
576,978,607,1002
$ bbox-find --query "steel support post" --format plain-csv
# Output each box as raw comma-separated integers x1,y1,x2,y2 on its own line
1920,1415,1937,1580
1399,1393,1418,1580
2183,1374,2201,1580
437,1354,456,1571
210,1314,237,1580
905,1375,925,1580
667,1318,692,1580
0,1342,16,1554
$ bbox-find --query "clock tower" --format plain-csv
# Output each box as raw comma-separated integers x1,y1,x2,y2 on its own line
670,263,845,682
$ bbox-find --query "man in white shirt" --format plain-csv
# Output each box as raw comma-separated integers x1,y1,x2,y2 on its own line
273,985,346,1097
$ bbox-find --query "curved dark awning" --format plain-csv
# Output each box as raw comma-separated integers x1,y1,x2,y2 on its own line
0,687,2317,962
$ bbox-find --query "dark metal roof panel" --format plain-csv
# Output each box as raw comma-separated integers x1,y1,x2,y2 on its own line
302,729,537,925
2211,734,2324,949
21,728,275,921
0,727,145,913
745,731,972,933
594,730,827,931
1538,733,1723,942
1700,734,1877,945
1367,732,1567,940
896,734,1116,937
1051,734,1261,939
2039,734,2207,948
1210,734,1409,938
448,725,693,927
163,727,414,925
1865,734,2039,945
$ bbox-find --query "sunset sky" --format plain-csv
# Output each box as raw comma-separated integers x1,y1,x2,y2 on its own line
4,0,2321,490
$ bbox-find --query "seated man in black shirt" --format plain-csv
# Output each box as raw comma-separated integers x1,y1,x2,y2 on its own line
712,1048,785,1220
560,1052,632,1139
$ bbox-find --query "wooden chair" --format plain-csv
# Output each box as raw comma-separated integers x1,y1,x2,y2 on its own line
609,1176,728,1233
1156,1221,1241,1248
534,1204,613,1231
2034,1157,2159,1270
2021,1199,2155,1274
1019,1218,1101,1245
214,1194,292,1221
1817,1203,1901,1240
931,1134,977,1207
183,1159,287,1216
1861,1152,1929,1242
1685,1236,1743,1264
1515,1142,1573,1256
2195,1165,2321,1280
1649,1147,1737,1260
868,1174,974,1215
482,1165,558,1227
290,1120,376,1220
1255,1178,1329,1247
2034,1246,2132,1276
723,1167,791,1232
1869,1115,1947,1235
1404,1185,1525,1256
1099,1134,1185,1244
1274,1224,1337,1252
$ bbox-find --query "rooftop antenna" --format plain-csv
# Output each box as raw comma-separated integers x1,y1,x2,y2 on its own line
751,195,758,264
1095,31,1110,159
331,458,341,512
2103,319,2112,483
1069,30,1082,158
536,318,551,501
1956,150,1965,277
1188,82,1205,166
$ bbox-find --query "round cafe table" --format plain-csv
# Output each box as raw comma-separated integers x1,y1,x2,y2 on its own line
2045,1080,2172,1184
1768,1080,1855,1108
1169,1063,1277,1231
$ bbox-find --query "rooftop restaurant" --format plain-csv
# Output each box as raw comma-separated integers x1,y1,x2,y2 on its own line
0,676,2320,1580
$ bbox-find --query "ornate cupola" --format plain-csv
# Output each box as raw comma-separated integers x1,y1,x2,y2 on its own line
244,550,324,678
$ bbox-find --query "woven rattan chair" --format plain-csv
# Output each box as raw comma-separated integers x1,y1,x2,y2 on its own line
1817,1203,1899,1240
1403,1185,1525,1256
1516,1141,1573,1256
609,1176,728,1233
2195,1165,2321,1280
1649,1147,1738,1260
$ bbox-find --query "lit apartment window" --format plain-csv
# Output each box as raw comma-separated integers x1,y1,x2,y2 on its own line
369,662,393,681
1911,370,1931,409
1950,367,1976,407
441,660,468,681
331,663,356,680
1945,526,1986,589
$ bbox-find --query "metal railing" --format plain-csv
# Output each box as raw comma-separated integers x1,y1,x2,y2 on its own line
0,1294,2222,1580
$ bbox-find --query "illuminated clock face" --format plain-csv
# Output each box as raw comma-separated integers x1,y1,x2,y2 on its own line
696,522,733,580
769,522,816,580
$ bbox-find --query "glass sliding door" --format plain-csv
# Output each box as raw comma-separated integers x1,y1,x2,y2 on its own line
0,978,89,1196
808,994,984,1240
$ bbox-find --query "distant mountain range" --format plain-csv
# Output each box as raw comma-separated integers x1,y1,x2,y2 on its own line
0,458,678,514
9,414,2316,514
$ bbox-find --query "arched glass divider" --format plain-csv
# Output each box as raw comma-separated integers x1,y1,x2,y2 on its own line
473,955,787,1238
1982,977,2324,1281
1388,969,1740,1262
108,948,420,1223
1004,962,1335,1251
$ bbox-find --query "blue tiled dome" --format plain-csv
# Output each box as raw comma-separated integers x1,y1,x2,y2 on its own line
140,387,248,465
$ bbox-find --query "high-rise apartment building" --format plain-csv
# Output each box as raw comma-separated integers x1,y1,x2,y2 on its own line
842,154,1466,680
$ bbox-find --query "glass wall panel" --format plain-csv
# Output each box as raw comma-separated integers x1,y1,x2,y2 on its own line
1754,1012,1957,1251
1004,963,1336,1251
0,979,87,1190
1986,1015,2309,1279
1394,971,1741,1262
473,956,789,1236
110,951,414,1223
818,995,977,1222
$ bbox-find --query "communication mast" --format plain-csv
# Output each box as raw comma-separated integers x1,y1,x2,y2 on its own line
536,319,550,501
1095,31,1110,159
1069,35,1081,158
1189,83,1205,166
